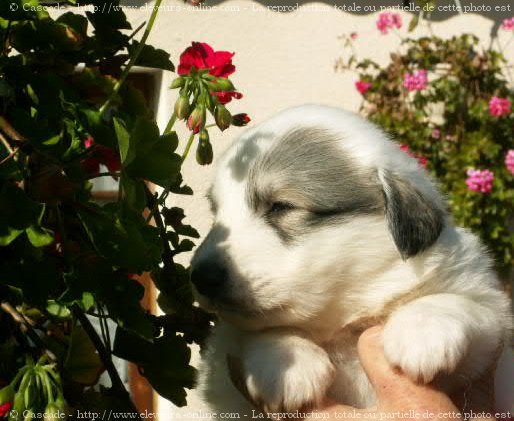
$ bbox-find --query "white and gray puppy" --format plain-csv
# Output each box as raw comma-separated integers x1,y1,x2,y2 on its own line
190,105,513,414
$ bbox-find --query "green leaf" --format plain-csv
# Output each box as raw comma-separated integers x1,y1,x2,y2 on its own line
1,257,61,308
86,3,131,32
0,0,48,20
176,225,200,239
0,227,24,246
0,183,44,246
113,328,195,406
408,15,419,32
129,41,175,72
46,300,71,320
57,12,88,38
125,119,181,188
26,225,54,247
113,117,130,164
81,108,117,148
64,326,105,385
77,203,161,272
64,263,153,338
120,175,146,212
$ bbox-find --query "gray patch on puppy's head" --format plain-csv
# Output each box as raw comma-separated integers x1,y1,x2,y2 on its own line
245,127,384,242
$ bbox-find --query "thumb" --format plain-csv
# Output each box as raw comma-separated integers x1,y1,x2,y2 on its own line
357,326,453,408
357,326,412,402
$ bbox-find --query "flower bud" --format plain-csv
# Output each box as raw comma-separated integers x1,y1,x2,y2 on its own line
10,392,24,421
44,403,63,421
23,409,34,421
231,113,251,127
174,94,190,120
206,77,235,92
0,385,14,405
170,77,186,89
214,105,231,131
0,385,13,419
196,131,213,165
187,106,205,133
199,128,209,143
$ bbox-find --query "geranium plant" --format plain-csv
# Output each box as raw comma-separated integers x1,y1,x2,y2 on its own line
0,0,248,416
336,11,514,278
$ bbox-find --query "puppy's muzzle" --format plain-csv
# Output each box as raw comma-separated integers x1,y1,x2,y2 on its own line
190,260,228,298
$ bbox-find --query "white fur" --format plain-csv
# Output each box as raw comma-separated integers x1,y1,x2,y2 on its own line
193,105,513,414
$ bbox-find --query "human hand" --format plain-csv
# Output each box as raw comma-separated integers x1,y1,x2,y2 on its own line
304,326,496,421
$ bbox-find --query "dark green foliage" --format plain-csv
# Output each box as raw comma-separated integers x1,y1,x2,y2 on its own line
0,0,215,414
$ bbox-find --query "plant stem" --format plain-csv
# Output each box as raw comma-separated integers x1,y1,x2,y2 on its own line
144,186,176,272
0,131,13,154
0,301,57,362
99,305,111,354
0,116,26,142
71,305,140,418
163,112,177,134
71,305,120,388
99,0,164,117
55,207,72,269
41,368,55,404
0,146,18,165
181,131,196,162
127,21,146,42
145,132,196,223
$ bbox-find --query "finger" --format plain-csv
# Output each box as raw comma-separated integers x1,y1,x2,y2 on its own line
304,401,370,421
357,326,455,409
357,326,411,400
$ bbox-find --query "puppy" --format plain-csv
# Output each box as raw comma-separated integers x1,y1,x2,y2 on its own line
190,105,513,414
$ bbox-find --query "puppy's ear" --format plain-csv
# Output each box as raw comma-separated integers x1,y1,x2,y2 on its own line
380,170,444,259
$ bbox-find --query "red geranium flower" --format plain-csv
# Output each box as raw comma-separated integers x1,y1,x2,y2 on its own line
0,401,12,418
178,42,242,104
215,91,243,105
82,136,121,176
178,42,235,78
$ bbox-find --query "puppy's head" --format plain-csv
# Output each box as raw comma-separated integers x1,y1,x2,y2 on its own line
191,105,446,329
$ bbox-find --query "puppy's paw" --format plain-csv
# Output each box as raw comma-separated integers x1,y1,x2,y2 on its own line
383,303,471,383
241,335,335,413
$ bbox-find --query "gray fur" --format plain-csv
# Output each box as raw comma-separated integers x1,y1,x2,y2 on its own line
382,170,445,259
244,127,384,242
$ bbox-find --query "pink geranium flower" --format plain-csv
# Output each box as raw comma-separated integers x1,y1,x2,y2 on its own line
403,70,428,92
502,17,514,31
505,150,514,175
376,12,402,34
355,80,372,94
466,169,494,193
431,128,441,139
488,96,511,117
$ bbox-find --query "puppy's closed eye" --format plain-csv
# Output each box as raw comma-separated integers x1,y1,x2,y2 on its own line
268,201,296,215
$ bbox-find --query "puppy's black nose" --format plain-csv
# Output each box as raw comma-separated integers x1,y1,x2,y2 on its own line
190,261,227,298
